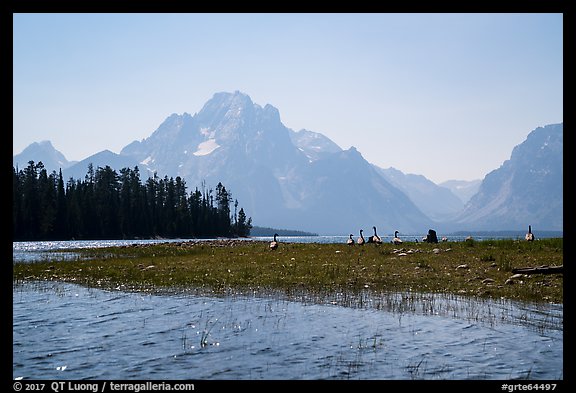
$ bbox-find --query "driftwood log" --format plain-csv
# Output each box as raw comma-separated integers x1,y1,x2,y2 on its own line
512,265,563,275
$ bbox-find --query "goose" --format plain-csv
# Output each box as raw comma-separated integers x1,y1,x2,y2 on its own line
393,230,403,245
270,233,279,250
357,229,365,245
369,226,383,244
525,225,534,242
347,234,355,246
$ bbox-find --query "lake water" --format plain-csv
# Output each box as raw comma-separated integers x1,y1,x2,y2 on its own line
13,239,563,380
11,234,535,263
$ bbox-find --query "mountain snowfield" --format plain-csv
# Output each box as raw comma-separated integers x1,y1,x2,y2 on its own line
13,91,563,234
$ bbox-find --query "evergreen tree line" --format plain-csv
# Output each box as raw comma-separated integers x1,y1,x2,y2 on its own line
13,161,252,241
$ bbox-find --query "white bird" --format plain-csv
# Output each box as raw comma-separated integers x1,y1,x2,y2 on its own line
357,229,365,245
347,234,355,246
393,230,403,245
270,233,279,250
525,225,534,241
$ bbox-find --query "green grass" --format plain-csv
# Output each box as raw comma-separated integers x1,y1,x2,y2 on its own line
13,238,563,304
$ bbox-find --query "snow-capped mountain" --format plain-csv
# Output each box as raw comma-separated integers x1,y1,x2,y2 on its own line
13,91,563,233
289,128,342,162
118,91,433,235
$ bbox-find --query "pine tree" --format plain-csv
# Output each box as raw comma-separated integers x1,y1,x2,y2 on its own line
236,208,252,237
13,163,251,241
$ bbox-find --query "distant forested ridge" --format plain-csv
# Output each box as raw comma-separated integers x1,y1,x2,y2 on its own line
249,226,318,237
13,161,252,241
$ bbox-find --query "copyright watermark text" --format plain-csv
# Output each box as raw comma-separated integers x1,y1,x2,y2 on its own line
13,381,195,393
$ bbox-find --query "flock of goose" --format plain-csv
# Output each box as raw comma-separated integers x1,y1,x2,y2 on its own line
348,227,403,246
270,225,536,250
271,226,410,249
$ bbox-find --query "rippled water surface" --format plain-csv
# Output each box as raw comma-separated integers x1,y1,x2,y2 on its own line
13,280,563,380
13,239,563,380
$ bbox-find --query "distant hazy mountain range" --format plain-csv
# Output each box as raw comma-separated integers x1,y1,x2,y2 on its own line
13,91,562,234
451,123,563,231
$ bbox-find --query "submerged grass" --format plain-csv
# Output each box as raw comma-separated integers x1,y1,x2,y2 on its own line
13,238,563,304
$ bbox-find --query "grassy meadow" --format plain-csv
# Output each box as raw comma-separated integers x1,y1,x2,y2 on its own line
13,238,563,304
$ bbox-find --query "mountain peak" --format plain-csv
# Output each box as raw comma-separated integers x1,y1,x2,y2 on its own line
208,90,254,108
453,122,562,230
194,91,256,126
13,140,71,172
346,146,362,157
22,92,559,233
36,140,55,148
22,140,56,152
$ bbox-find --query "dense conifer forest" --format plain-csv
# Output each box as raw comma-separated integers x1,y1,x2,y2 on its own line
13,161,252,241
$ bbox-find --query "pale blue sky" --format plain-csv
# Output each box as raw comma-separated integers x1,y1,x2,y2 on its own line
13,13,563,184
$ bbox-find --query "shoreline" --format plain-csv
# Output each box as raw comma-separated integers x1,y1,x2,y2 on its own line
13,238,563,305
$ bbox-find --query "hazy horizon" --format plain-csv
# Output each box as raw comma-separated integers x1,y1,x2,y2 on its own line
13,13,562,184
